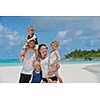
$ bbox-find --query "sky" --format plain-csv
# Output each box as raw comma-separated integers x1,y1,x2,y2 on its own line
0,16,100,59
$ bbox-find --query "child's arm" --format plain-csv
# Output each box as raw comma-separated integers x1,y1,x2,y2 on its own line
50,50,61,66
27,35,36,43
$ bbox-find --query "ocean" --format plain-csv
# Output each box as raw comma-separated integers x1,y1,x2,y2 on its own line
0,59,100,66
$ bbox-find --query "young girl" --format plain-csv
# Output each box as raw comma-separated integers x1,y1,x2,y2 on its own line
49,40,63,83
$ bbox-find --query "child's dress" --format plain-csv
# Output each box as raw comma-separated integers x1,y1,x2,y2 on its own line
49,50,59,71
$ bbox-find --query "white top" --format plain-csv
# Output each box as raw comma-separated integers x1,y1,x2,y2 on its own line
40,54,56,78
49,50,58,71
49,51,57,64
40,56,49,78
21,49,35,75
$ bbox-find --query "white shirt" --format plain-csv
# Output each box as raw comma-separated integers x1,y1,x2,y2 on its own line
21,49,35,75
40,56,49,78
40,55,56,78
49,51,57,64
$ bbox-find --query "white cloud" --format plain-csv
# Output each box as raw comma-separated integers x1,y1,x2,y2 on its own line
56,30,72,46
75,31,83,37
60,38,72,45
66,48,71,51
0,23,25,47
6,31,24,46
57,31,68,39
90,39,100,47
0,24,4,32
88,17,100,30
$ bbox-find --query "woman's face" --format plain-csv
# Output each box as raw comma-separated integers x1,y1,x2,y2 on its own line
39,46,48,57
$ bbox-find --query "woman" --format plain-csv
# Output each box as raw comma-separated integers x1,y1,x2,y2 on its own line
38,44,58,83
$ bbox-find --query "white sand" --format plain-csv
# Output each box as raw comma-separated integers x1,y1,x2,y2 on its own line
0,64,99,83
59,64,98,83
0,66,22,83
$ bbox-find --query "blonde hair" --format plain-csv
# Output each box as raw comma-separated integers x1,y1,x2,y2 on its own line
28,25,35,31
50,40,59,47
33,60,40,67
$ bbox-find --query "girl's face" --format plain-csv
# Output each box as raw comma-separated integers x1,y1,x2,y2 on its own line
29,41,35,48
39,46,48,57
51,43,57,51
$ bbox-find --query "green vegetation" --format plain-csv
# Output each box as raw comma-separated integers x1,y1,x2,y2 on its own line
65,49,100,61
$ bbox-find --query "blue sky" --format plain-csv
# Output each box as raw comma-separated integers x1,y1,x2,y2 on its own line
0,16,100,59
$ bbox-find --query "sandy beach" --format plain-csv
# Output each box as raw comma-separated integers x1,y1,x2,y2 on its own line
0,64,99,83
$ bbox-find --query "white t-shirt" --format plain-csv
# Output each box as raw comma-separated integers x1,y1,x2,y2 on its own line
40,56,49,78
40,55,56,78
21,48,35,75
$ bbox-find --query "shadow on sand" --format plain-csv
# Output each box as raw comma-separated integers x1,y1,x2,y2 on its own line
83,64,100,82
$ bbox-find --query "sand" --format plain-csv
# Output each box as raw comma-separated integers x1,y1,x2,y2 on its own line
0,64,99,83
0,66,22,83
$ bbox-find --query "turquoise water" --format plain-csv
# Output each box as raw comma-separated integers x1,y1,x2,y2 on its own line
60,60,100,64
0,59,23,66
0,59,100,66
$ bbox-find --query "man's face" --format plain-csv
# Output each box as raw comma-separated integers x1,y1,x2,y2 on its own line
29,41,35,48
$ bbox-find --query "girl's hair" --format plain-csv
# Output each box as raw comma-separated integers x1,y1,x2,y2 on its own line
50,40,59,47
38,44,48,58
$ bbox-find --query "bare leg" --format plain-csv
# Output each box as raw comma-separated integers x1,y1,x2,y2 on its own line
48,79,57,83
55,71,63,83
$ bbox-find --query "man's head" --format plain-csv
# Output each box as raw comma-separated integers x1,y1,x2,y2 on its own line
28,40,36,48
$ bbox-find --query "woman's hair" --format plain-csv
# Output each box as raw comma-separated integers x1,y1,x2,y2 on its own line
38,44,48,58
